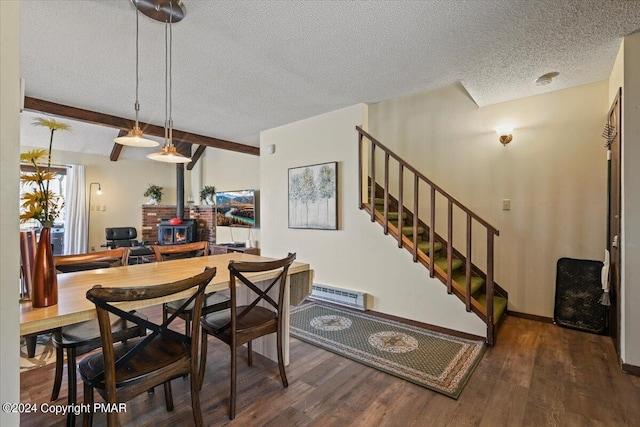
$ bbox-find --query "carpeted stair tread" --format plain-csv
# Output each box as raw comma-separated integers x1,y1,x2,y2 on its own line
434,257,463,272
475,294,508,322
374,198,386,206
452,273,485,296
402,226,424,236
417,241,443,254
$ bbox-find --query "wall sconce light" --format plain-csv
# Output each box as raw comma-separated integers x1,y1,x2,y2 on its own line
495,125,513,146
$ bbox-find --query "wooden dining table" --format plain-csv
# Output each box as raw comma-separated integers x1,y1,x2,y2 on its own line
20,253,313,363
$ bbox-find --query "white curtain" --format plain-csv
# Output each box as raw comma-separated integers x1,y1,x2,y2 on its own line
64,164,87,254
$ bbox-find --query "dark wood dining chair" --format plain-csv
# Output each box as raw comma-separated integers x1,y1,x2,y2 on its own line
51,248,147,427
152,242,230,336
80,267,217,427
198,253,296,419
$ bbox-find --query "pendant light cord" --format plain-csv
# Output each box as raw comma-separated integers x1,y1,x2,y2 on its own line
169,1,174,148
164,17,169,146
134,8,140,128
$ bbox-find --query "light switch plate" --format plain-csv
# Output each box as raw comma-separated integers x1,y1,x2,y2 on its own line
502,199,511,211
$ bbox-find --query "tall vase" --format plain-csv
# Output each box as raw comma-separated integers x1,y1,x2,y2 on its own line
32,227,58,307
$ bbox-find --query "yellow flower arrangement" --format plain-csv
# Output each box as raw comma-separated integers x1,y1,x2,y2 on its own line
20,118,71,227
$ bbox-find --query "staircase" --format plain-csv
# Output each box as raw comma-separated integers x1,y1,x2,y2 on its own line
357,126,508,345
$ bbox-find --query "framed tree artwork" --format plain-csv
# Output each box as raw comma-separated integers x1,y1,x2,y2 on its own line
288,161,338,230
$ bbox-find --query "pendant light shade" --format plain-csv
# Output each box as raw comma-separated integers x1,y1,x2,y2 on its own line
146,1,191,164
146,144,191,163
115,7,158,148
114,126,159,147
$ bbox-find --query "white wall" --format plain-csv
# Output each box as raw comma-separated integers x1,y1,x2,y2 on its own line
369,81,608,319
621,33,640,367
197,148,261,246
0,1,21,424
260,104,486,336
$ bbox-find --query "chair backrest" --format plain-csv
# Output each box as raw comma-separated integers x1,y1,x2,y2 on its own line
85,267,217,387
104,227,139,248
54,248,130,273
226,253,296,333
152,241,209,262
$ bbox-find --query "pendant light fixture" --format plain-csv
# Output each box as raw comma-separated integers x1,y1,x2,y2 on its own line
114,5,159,148
146,0,191,164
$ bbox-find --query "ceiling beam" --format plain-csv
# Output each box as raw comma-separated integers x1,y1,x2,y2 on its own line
24,97,259,156
110,130,127,162
186,145,207,171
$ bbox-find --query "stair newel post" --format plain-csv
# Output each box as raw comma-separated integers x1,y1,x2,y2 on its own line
370,142,376,222
465,214,472,312
398,164,404,248
383,153,390,235
413,174,419,262
358,130,363,210
429,186,436,278
447,201,453,294
486,231,495,345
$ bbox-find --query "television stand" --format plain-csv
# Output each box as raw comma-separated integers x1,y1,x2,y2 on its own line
211,244,260,256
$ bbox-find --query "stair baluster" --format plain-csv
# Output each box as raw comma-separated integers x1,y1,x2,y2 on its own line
466,215,472,312
398,164,404,248
384,153,390,235
429,187,436,278
370,143,376,222
447,201,453,294
413,175,419,262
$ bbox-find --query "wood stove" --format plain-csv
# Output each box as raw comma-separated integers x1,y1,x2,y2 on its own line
157,219,197,245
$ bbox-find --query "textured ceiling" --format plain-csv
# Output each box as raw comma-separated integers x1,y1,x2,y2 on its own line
20,0,640,151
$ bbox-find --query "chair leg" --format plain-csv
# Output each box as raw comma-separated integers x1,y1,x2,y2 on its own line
184,312,192,337
247,340,253,367
51,343,64,401
82,382,93,427
26,334,38,358
198,332,208,390
276,330,288,388
163,381,174,412
190,367,203,427
230,346,237,420
67,348,78,427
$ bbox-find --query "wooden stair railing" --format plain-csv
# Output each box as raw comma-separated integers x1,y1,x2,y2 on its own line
357,126,503,345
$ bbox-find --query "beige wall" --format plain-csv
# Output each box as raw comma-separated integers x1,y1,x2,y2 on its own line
21,146,187,250
369,81,608,319
197,148,261,246
621,33,640,367
0,1,21,424
260,104,487,336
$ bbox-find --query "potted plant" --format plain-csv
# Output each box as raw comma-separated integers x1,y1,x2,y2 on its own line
144,184,163,204
200,185,216,205
20,117,71,307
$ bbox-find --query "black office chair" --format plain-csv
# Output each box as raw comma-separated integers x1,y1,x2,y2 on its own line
103,227,153,263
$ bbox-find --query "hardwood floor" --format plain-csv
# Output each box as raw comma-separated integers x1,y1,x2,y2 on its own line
20,306,640,426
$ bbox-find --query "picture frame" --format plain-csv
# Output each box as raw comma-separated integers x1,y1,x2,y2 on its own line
288,161,338,230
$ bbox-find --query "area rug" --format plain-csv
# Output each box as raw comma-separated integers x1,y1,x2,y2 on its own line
289,302,485,399
20,333,56,372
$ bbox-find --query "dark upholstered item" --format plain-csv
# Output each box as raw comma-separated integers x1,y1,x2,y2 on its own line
104,227,153,259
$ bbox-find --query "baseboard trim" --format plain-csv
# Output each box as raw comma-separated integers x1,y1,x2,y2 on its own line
304,298,485,342
506,310,554,324
622,363,640,377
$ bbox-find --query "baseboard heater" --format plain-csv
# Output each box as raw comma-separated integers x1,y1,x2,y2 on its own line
309,283,367,310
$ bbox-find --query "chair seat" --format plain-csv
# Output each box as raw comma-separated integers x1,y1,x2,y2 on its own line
201,305,277,343
166,292,230,311
53,312,147,353
79,335,189,388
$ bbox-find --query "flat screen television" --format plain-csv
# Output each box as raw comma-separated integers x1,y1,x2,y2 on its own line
215,189,256,228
